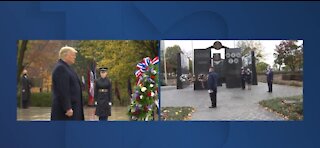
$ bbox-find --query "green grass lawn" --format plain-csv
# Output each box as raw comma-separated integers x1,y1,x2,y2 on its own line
259,95,303,120
161,107,195,121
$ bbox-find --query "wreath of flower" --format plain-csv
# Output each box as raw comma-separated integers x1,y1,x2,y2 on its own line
197,74,208,82
128,57,159,121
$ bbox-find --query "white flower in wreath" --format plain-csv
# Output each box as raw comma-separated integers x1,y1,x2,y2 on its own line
179,75,186,82
140,95,143,99
150,84,154,88
152,70,157,74
150,92,155,97
142,74,147,77
141,87,147,92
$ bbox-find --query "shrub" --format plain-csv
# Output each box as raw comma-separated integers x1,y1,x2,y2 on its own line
30,92,52,107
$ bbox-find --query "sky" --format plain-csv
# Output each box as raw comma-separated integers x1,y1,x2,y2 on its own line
162,40,303,66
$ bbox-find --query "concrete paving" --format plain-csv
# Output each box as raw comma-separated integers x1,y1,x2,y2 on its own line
161,82,303,121
17,106,129,121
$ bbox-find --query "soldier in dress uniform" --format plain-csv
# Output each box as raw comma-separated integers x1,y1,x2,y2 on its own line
21,69,32,109
95,67,112,121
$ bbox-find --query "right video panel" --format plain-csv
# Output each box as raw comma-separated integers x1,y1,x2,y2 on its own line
160,40,303,121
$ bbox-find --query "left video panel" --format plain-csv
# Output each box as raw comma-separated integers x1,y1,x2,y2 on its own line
16,40,160,121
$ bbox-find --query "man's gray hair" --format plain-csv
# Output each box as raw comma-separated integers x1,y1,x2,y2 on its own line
59,46,77,59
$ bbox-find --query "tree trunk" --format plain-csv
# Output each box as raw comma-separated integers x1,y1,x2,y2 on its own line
17,40,28,85
17,40,28,108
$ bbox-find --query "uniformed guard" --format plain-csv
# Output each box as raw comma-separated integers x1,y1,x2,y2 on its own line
95,67,112,121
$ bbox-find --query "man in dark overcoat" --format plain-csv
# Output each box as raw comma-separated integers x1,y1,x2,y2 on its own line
21,69,32,109
266,67,274,93
51,46,84,120
208,67,218,108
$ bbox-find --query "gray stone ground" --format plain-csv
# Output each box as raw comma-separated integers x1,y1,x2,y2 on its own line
161,82,303,121
17,106,129,121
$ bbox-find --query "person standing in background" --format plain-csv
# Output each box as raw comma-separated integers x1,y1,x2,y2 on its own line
21,69,32,109
246,68,252,90
240,67,246,90
95,67,112,121
208,67,218,108
266,66,273,93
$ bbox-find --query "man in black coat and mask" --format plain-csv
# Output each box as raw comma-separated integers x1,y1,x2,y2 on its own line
21,69,32,109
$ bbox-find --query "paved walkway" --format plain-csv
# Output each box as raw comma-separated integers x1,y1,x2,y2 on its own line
161,83,303,121
17,106,129,121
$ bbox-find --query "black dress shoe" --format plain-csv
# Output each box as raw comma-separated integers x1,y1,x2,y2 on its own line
209,106,216,108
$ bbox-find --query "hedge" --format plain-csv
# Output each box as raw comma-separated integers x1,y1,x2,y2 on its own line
16,91,127,107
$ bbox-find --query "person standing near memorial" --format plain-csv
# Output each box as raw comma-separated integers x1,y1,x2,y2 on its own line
51,46,84,120
266,66,273,93
246,68,252,90
95,67,112,121
240,67,246,90
208,67,218,108
21,69,32,109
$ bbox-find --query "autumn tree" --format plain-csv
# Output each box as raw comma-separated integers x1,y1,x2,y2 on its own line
22,40,81,91
165,45,182,74
256,61,269,73
236,40,264,63
78,40,158,106
274,40,303,72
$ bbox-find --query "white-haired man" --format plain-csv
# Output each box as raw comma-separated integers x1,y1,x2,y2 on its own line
51,46,84,120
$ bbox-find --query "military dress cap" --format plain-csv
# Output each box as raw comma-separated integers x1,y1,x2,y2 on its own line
99,67,108,72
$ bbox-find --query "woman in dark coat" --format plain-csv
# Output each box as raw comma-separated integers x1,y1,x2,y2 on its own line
246,68,252,90
95,67,112,121
240,67,246,90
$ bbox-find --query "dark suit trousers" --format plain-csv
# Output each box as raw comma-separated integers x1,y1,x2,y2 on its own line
99,116,108,121
22,100,29,109
241,79,246,89
209,90,217,107
267,81,272,92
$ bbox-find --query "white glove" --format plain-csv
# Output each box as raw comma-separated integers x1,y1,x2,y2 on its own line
109,102,112,106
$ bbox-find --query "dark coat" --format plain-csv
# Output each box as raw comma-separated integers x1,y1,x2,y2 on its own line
208,71,218,91
51,59,84,120
95,77,112,117
266,70,273,82
21,74,32,101
241,70,246,80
